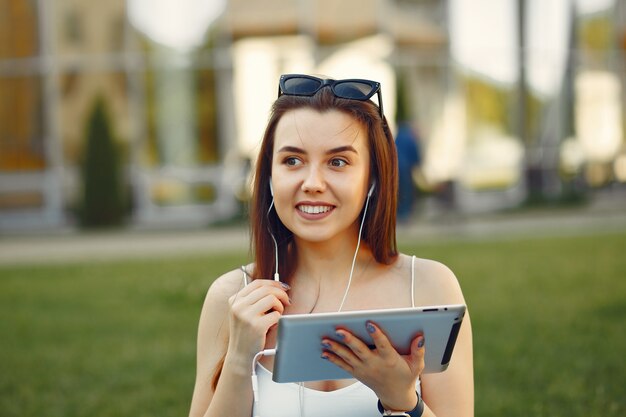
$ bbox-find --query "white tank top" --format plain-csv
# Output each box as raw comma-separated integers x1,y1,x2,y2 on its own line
248,256,421,417
253,363,422,417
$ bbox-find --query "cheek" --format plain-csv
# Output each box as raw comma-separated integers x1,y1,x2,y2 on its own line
271,179,295,216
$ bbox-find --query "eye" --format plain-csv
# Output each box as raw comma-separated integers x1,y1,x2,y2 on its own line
329,158,348,168
284,157,302,166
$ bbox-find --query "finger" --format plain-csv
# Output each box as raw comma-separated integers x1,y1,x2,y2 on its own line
252,286,291,307
257,309,282,332
320,337,360,367
408,334,426,372
237,278,290,298
365,321,395,357
320,349,354,374
251,293,287,316
330,329,373,361
237,284,291,309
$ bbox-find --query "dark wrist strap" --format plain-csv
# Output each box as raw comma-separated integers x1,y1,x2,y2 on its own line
377,391,424,417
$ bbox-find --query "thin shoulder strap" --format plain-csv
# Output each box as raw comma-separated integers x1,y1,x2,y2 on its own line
411,255,416,308
240,266,250,287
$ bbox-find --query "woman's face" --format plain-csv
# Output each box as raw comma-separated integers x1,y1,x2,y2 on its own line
271,108,371,244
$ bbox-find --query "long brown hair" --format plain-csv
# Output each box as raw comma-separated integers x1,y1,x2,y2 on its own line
250,87,399,280
211,86,399,391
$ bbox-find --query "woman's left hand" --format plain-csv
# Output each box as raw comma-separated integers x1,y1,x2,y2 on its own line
321,322,424,411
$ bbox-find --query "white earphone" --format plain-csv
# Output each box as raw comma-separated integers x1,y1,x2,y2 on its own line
266,177,279,281
266,177,374,285
368,181,376,197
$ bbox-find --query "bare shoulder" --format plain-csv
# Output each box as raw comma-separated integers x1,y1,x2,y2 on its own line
190,267,250,415
202,266,249,314
406,254,466,306
195,266,249,368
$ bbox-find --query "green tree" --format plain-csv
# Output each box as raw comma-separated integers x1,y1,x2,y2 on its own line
79,96,125,227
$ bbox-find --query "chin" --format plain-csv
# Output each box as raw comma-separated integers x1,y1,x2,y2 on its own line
291,229,331,243
291,224,354,245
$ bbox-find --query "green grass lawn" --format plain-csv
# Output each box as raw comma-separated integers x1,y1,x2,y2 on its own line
1,232,625,416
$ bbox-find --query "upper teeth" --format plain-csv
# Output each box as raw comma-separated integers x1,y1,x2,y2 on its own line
299,205,332,214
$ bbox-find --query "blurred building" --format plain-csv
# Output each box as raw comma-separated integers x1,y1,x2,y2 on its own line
0,0,449,231
0,0,624,232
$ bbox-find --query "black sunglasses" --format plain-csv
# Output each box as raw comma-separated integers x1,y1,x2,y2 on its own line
278,74,384,118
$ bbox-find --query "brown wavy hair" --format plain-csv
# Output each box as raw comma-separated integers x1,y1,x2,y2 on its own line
211,86,399,390
250,87,399,281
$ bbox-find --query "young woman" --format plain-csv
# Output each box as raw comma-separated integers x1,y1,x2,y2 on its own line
189,74,473,417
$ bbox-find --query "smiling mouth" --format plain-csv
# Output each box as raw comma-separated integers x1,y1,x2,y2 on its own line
297,205,334,214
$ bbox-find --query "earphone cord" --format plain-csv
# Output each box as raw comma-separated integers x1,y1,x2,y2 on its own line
258,192,371,416
268,191,371,304
251,349,277,417
337,192,372,312
268,199,280,281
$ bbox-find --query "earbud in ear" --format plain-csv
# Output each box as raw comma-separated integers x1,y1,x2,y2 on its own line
269,177,274,197
368,181,376,197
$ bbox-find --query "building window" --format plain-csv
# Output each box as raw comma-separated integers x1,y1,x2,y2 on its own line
0,75,46,171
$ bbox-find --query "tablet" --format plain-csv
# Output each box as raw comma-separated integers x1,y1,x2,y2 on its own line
272,304,466,383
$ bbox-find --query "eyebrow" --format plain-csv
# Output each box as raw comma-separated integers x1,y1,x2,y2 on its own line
276,145,359,155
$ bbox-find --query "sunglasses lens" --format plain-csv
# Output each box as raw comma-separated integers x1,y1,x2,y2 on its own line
333,81,375,100
282,77,322,95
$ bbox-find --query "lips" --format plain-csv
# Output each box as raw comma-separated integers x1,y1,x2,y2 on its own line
297,204,334,214
295,201,336,220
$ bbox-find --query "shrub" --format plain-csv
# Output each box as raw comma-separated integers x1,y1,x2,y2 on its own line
79,96,126,227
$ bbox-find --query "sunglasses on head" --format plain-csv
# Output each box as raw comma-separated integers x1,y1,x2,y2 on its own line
278,74,384,118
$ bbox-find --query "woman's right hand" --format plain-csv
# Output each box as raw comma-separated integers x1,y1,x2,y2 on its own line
226,279,291,362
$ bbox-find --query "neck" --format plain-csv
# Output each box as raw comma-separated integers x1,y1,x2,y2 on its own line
292,226,373,285
285,221,380,313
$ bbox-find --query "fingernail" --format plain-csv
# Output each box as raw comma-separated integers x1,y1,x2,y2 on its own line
321,341,331,349
418,337,425,348
335,331,345,340
366,322,376,334
280,282,291,290
321,354,329,360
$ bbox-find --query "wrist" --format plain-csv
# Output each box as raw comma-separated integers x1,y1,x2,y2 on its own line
379,388,418,412
223,352,253,377
377,391,424,417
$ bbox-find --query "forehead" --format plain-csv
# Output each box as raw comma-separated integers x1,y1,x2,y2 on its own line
273,108,369,152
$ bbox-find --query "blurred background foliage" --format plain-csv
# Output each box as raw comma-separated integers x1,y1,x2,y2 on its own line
79,96,127,227
0,0,625,230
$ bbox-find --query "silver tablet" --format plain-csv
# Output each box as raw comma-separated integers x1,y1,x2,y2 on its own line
272,304,466,383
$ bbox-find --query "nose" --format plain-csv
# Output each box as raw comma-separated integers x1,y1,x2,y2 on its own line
301,167,326,193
